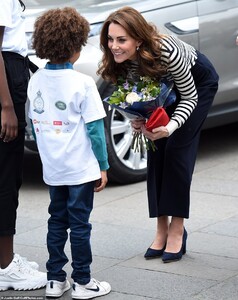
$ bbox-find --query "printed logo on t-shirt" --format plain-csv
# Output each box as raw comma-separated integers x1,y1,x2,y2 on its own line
55,101,67,110
33,91,44,114
53,121,62,126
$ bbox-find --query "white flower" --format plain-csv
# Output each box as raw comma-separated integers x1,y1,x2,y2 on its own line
126,92,140,104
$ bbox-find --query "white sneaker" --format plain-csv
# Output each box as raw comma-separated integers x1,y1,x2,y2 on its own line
14,253,39,270
45,279,71,298
71,278,111,299
0,254,47,291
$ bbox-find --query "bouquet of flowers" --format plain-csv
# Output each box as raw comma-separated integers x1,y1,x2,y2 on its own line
104,76,176,152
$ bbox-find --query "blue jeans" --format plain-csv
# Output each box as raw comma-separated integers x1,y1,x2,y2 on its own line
46,182,94,284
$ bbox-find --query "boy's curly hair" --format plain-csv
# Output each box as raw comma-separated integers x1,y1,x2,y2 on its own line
32,7,90,62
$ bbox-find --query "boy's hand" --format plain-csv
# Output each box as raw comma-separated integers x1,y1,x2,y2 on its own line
94,170,108,192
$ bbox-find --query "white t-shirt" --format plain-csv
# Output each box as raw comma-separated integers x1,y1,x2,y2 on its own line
28,68,106,186
0,0,28,57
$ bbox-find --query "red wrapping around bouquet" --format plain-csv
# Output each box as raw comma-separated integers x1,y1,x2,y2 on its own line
145,107,170,132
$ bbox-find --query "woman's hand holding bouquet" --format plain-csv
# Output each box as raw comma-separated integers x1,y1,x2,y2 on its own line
131,118,169,141
104,76,176,152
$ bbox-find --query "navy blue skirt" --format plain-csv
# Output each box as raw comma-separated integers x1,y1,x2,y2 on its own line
147,51,219,219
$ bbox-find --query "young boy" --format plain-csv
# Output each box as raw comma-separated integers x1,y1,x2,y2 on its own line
0,0,46,291
27,7,111,299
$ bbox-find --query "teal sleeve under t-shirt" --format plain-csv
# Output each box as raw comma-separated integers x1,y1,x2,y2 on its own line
86,119,109,171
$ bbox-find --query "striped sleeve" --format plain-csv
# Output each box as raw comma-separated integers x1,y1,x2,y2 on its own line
160,35,198,135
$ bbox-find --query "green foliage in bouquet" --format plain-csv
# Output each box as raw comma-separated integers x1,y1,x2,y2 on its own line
108,76,161,107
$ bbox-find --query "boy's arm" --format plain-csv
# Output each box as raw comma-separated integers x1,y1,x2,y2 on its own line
86,119,109,192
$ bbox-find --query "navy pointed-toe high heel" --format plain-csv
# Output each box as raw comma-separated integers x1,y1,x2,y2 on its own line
162,228,187,263
144,245,166,259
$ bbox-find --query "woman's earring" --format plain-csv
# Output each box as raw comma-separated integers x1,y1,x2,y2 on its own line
136,46,140,51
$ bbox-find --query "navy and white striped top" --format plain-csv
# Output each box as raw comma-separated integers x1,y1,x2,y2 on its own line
160,35,198,135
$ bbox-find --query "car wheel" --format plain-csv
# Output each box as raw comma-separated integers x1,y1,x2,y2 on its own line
102,85,147,184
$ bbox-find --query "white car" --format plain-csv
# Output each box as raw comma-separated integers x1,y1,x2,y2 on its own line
24,0,238,184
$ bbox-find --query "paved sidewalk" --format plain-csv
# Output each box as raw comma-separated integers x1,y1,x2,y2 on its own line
1,124,238,300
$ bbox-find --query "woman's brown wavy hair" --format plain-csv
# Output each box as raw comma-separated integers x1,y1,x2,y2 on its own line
97,6,167,83
32,7,90,62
